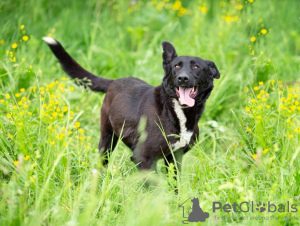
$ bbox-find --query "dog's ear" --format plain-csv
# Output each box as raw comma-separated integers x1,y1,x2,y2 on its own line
206,60,220,79
162,41,178,67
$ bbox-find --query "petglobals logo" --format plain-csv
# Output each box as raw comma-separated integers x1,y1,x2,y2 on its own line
212,201,298,213
179,199,298,224
179,197,210,224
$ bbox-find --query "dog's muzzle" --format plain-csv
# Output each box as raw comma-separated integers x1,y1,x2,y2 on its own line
175,86,198,107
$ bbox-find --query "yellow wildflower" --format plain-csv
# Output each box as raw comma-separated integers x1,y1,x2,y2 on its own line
7,113,12,118
25,155,30,160
78,128,85,133
5,94,10,99
252,154,257,159
236,4,243,10
74,122,80,128
259,81,263,86
250,36,256,42
14,161,19,166
263,149,269,154
245,107,250,112
22,36,29,41
20,25,25,30
261,29,267,35
12,43,18,49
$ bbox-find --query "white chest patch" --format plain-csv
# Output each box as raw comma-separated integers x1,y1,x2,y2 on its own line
172,99,193,151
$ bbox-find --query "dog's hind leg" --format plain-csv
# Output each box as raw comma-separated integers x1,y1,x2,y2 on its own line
98,104,118,165
99,129,118,165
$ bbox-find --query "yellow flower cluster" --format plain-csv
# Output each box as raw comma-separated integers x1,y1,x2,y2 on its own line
149,0,192,17
2,76,93,171
248,16,268,56
220,0,245,23
3,24,30,63
244,80,300,160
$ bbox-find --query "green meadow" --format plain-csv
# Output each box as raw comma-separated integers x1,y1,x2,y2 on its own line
1,0,300,225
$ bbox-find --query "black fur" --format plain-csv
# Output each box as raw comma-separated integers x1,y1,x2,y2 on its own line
44,39,220,170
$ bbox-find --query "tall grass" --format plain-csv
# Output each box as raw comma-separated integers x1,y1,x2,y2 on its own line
0,0,299,225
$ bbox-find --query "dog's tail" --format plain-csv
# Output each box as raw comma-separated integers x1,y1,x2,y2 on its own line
42,37,113,93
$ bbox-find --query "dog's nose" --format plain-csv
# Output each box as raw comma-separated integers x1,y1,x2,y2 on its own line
177,74,189,84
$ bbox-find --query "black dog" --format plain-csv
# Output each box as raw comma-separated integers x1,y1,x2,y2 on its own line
43,37,220,170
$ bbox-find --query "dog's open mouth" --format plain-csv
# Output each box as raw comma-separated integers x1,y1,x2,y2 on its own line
175,86,198,107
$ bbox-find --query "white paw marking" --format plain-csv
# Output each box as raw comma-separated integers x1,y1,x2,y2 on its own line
172,99,193,151
42,37,57,45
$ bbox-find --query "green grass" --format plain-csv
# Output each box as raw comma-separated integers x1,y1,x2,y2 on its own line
1,0,300,225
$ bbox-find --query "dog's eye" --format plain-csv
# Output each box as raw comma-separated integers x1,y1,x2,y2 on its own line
193,65,199,70
174,65,181,69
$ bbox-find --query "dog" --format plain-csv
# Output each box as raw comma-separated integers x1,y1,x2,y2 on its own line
43,37,220,170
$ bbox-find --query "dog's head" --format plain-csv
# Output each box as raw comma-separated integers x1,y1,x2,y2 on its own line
162,41,220,107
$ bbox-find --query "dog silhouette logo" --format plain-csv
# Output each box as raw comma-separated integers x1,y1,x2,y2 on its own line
179,197,209,224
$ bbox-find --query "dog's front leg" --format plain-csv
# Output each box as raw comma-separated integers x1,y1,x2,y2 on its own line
165,149,184,173
136,155,157,170
165,149,185,193
130,146,157,171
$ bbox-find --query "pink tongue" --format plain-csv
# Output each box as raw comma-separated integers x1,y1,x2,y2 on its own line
178,87,195,107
